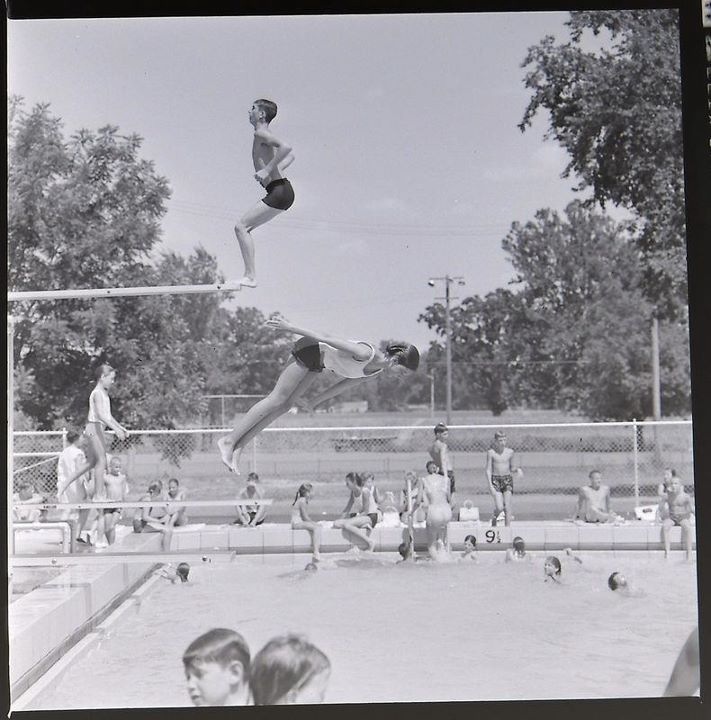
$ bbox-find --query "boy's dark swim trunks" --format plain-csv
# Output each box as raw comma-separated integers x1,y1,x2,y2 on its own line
262,178,295,210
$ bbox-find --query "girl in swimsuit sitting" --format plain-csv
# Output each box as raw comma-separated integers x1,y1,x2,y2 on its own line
291,483,321,561
218,317,419,474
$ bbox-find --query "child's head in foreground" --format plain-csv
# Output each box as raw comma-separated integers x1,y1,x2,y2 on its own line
250,634,331,705
183,628,251,706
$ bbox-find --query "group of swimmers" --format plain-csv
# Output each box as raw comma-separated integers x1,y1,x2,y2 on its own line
182,628,330,706
497,536,639,593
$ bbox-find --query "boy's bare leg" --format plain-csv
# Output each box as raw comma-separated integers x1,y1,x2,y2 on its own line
503,490,513,527
218,363,312,472
234,202,283,287
662,520,672,558
491,490,504,525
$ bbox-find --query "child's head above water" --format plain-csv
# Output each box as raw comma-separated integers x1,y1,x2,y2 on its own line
464,535,477,552
177,562,190,583
608,572,628,591
512,536,526,555
183,628,251,706
544,556,562,577
250,634,331,705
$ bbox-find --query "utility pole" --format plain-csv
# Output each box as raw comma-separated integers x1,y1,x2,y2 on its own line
428,275,465,425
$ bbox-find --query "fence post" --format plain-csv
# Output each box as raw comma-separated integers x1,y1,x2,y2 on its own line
8,316,15,568
61,427,68,449
632,418,640,505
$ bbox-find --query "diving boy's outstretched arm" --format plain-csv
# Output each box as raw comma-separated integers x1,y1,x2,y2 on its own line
309,377,369,410
266,317,372,360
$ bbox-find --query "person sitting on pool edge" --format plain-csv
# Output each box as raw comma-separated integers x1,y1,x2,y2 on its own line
574,470,622,524
183,628,252,706
166,477,189,528
234,472,268,527
13,480,47,523
658,474,694,562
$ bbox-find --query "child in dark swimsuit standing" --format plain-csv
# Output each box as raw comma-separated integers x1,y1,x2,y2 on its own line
234,99,295,288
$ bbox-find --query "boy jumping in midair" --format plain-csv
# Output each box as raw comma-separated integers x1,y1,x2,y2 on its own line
234,99,295,288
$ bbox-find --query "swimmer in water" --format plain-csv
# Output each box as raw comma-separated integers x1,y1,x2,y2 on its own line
607,571,644,597
461,535,478,562
505,536,531,562
160,562,191,584
543,556,562,583
608,572,627,591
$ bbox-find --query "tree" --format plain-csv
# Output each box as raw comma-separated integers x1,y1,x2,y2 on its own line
519,10,686,316
420,202,691,420
8,98,222,430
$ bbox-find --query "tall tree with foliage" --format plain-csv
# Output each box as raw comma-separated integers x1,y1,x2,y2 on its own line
519,10,685,316
420,202,691,420
8,98,221,429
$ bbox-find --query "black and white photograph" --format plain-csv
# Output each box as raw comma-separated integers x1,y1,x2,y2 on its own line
6,1,708,714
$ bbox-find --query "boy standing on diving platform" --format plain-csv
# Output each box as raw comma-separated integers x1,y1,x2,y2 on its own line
234,99,295,288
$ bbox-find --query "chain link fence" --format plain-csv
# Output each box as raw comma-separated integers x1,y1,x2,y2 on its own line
12,421,693,517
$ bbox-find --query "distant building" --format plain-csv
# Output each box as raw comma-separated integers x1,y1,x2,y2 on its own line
328,400,369,414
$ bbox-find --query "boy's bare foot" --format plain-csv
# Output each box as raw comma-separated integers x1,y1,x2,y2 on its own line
217,437,235,472
237,277,257,288
229,448,242,475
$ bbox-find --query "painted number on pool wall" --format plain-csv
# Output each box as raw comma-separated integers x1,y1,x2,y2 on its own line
485,530,501,543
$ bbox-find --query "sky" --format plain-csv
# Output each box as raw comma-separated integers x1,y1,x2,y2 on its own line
8,12,589,352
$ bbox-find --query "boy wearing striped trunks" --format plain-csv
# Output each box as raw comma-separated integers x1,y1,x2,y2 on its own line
234,99,295,288
485,430,520,527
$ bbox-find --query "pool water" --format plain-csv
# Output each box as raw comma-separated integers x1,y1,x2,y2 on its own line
26,551,698,708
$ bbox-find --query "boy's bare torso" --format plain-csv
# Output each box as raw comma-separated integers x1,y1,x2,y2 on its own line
252,136,282,185
489,447,514,475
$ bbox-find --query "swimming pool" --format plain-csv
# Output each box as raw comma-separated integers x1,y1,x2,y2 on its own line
22,551,698,708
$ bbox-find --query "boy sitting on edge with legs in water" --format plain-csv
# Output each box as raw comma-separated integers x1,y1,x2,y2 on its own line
234,99,295,288
217,316,419,474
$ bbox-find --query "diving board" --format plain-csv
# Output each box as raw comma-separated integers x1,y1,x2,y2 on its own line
8,281,242,302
